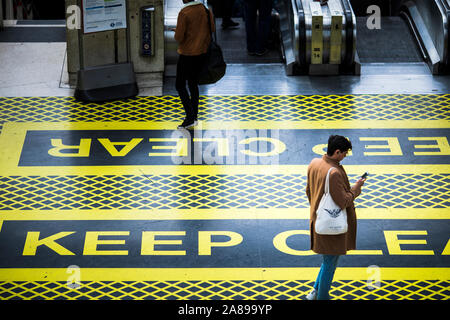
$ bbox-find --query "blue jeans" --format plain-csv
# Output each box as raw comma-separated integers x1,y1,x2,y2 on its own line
313,255,340,300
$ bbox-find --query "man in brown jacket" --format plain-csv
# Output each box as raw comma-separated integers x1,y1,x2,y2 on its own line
173,0,215,129
305,135,366,300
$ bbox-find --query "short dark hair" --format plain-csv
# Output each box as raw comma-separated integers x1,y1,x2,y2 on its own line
327,135,352,156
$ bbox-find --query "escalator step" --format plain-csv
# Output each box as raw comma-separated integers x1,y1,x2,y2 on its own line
356,16,423,63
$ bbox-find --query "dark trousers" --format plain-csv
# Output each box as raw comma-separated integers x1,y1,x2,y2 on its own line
220,0,235,21
175,54,205,121
243,0,272,52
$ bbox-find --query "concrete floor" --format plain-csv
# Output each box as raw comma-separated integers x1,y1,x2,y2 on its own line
0,19,449,302
1,23,450,97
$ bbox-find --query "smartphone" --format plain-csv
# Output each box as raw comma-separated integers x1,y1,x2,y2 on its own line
361,172,369,179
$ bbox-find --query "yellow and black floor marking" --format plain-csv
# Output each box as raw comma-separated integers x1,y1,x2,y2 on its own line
0,94,449,300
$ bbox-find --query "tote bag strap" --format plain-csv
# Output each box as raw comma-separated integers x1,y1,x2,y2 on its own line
203,4,213,37
324,167,335,194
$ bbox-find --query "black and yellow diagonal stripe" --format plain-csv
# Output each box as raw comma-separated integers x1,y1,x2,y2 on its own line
0,94,449,300
0,173,448,211
1,279,448,300
0,94,449,126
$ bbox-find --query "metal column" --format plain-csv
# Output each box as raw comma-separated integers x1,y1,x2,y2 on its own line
0,0,4,30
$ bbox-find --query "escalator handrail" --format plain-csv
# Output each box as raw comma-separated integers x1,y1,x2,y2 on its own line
399,0,448,71
438,0,450,65
339,0,355,67
399,10,428,60
440,0,450,10
295,0,306,68
431,0,449,67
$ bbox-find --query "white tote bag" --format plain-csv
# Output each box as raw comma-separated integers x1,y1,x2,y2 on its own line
314,167,348,235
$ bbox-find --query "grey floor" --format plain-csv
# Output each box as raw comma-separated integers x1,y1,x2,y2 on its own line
0,17,449,97
163,18,450,96
163,62,450,96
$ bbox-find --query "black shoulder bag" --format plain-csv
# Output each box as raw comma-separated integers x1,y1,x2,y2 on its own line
198,5,227,85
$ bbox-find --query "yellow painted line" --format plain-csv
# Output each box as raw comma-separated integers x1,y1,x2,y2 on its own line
1,120,449,131
0,208,448,221
137,164,450,175
0,121,449,176
0,164,449,177
0,268,448,281
202,120,450,130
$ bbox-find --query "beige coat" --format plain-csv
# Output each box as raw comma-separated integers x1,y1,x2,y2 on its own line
306,155,361,255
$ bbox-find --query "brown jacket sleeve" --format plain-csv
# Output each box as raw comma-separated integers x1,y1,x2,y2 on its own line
329,170,355,210
174,11,186,43
306,165,311,204
351,184,361,199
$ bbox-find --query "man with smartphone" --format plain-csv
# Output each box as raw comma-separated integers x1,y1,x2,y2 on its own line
305,135,366,300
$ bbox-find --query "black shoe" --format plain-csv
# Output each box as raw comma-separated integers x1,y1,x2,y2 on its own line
247,50,257,56
255,48,269,56
178,118,196,129
222,19,239,29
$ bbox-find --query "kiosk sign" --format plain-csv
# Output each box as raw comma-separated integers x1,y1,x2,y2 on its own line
82,0,127,33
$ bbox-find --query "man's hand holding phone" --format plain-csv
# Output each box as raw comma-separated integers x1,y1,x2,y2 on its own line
354,172,368,192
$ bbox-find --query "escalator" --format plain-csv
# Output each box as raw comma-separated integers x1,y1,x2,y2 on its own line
356,0,449,75
164,0,356,76
164,0,450,76
356,16,424,64
275,0,450,75
394,0,449,74
275,0,359,75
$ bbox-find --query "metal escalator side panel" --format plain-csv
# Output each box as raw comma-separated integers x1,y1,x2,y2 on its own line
327,0,345,65
296,0,307,70
275,0,305,74
430,0,448,69
400,0,447,74
339,0,356,68
447,3,450,70
303,0,319,67
289,0,300,66
440,0,450,69
309,2,324,65
275,0,296,74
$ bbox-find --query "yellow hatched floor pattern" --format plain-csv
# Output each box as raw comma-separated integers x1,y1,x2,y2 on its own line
0,94,449,300
0,173,448,210
0,94,449,125
1,280,449,300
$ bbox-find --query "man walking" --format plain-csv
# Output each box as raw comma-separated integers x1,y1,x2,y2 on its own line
173,0,215,129
305,135,366,300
